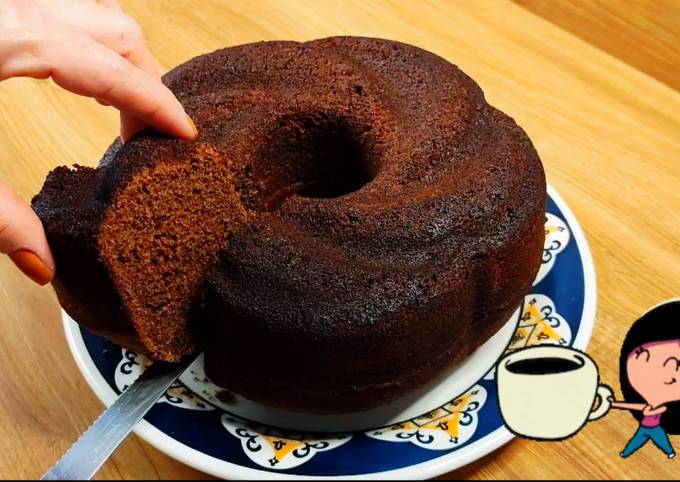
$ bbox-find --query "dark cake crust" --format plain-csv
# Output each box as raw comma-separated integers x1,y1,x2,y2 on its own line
33,37,546,413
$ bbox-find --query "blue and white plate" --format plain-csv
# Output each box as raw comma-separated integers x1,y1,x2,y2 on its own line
62,185,596,479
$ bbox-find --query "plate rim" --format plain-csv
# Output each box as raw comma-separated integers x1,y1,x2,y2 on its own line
61,183,597,479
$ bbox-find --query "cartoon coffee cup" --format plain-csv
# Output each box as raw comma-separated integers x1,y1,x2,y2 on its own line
497,346,613,440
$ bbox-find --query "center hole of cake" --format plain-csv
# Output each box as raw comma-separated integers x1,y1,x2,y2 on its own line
259,113,377,209
296,121,373,199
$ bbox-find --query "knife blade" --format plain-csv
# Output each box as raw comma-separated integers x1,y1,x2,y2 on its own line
42,355,196,481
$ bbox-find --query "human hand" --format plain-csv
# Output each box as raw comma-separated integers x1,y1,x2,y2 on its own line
0,0,197,284
1,0,197,140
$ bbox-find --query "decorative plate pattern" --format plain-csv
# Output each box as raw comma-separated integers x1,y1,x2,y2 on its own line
510,294,571,350
366,385,486,450
62,186,596,479
534,212,570,285
222,416,352,469
115,349,214,411
483,293,572,381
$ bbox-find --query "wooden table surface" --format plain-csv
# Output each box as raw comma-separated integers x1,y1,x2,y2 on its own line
1,0,679,479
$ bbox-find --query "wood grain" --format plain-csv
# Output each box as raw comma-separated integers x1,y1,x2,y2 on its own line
513,0,680,91
0,0,679,479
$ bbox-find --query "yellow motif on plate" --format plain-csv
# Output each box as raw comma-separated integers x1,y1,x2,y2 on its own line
534,213,570,286
221,415,352,470
509,294,571,350
365,385,487,450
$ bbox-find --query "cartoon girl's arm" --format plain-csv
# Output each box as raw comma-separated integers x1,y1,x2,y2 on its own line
609,401,645,411
642,405,667,416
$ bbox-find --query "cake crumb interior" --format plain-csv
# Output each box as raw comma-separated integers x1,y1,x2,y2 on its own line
97,148,252,361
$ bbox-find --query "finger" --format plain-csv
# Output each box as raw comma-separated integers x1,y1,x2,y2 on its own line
42,4,161,79
104,16,165,139
0,182,54,285
119,112,149,141
95,0,123,10
42,35,196,140
30,2,177,140
64,8,166,139
0,36,195,141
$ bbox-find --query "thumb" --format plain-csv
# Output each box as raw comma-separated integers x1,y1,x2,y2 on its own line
0,182,55,285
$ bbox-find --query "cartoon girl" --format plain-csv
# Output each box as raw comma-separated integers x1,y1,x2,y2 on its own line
610,300,680,459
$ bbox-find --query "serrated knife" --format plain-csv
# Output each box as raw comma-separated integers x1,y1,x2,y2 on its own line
42,355,196,480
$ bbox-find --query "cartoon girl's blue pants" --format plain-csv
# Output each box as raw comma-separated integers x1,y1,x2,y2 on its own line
621,426,675,457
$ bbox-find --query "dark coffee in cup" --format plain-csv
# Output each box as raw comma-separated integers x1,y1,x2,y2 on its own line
506,356,582,375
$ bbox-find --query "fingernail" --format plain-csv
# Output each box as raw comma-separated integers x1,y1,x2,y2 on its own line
187,116,198,137
9,249,53,286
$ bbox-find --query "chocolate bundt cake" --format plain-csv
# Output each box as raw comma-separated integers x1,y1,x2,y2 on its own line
33,37,546,413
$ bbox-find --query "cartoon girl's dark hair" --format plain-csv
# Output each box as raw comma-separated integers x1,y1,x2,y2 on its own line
619,300,680,434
